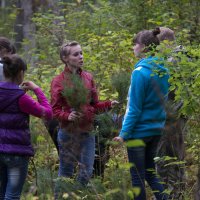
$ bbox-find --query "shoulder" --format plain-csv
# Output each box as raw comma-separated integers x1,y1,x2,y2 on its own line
19,93,33,105
81,70,93,80
131,67,150,85
134,66,143,71
132,66,148,76
52,72,63,81
51,72,64,85
50,73,65,93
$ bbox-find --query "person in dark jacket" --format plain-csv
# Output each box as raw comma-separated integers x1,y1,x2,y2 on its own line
0,54,52,200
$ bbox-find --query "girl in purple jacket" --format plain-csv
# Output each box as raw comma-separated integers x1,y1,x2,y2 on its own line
0,54,52,200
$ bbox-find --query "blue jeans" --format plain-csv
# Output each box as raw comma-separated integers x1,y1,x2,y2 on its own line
127,136,167,200
0,154,29,200
57,129,95,185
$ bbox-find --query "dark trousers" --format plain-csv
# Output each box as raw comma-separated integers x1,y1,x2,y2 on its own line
127,136,167,200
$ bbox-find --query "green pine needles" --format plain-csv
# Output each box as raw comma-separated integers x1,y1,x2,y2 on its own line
62,73,89,111
111,71,130,104
94,113,114,143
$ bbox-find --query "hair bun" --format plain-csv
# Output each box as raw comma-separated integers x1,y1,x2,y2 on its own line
152,27,160,36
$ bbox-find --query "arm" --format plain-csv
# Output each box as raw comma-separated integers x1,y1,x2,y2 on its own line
19,87,52,120
93,101,112,113
50,78,70,122
119,69,146,139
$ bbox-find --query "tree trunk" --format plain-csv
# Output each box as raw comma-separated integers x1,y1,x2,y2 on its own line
1,0,6,8
14,0,35,64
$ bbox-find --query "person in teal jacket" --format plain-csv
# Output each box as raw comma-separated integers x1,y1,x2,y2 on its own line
113,27,169,200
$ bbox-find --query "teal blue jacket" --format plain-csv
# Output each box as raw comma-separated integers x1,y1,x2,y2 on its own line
119,57,169,140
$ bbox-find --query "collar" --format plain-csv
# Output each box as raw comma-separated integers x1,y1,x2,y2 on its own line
64,66,82,75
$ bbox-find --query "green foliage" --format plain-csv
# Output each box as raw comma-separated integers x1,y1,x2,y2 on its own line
93,112,114,143
62,73,89,111
126,139,145,148
83,30,133,101
111,70,130,104
0,4,17,38
22,3,200,200
102,145,142,200
54,177,123,200
1,0,200,199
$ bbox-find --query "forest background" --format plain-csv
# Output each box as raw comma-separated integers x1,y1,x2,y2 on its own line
1,0,200,199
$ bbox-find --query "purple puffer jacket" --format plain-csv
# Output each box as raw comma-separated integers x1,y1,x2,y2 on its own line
0,82,34,156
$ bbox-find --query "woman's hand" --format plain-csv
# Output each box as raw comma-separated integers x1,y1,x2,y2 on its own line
111,100,119,108
68,111,83,122
20,81,39,91
113,136,124,143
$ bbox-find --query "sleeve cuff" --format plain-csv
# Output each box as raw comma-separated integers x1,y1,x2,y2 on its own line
119,131,128,139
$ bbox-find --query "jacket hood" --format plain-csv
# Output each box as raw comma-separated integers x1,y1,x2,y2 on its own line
135,56,168,72
0,82,25,111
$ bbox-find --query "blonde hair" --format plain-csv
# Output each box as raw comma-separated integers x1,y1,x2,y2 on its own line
157,27,175,42
59,41,79,63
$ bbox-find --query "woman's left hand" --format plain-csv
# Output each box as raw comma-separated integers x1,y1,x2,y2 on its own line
113,136,124,143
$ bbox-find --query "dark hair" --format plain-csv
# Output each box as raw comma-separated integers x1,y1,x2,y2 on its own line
60,41,80,63
0,37,16,54
133,27,160,51
0,54,27,80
